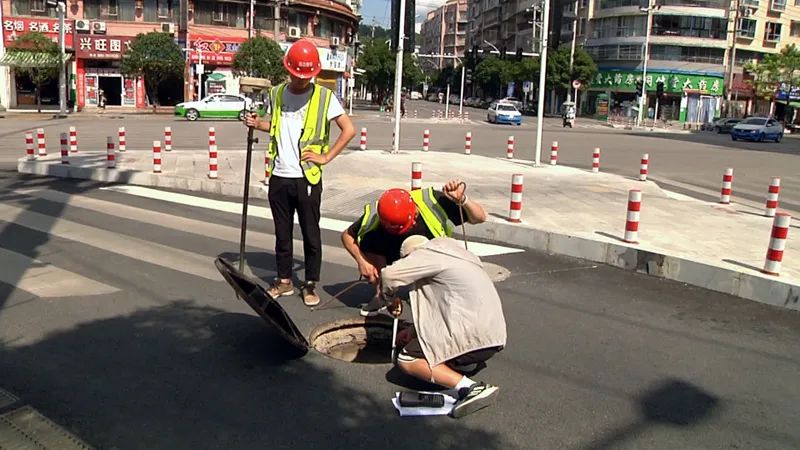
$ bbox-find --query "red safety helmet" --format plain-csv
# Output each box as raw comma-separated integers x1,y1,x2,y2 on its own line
377,189,417,235
283,39,322,80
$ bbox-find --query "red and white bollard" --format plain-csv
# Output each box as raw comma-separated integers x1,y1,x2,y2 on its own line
508,174,524,223
25,131,35,161
208,127,218,179
764,177,780,217
720,168,734,204
465,131,472,155
422,129,430,152
623,189,642,244
413,110,417,118
592,147,601,173
465,111,470,121
639,154,649,181
106,136,116,169
153,141,162,173
118,127,126,152
411,162,422,190
36,128,46,156
164,126,172,151
359,127,367,150
763,212,791,276
506,136,515,159
60,133,69,165
550,141,558,165
264,150,271,184
69,126,78,153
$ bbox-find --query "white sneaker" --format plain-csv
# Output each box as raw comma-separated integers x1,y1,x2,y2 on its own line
451,382,499,418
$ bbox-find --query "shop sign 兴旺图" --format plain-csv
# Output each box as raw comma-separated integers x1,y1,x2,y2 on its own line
591,70,724,95
3,17,74,48
76,36,133,60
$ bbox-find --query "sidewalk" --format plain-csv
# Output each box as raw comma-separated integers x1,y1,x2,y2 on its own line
17,148,800,312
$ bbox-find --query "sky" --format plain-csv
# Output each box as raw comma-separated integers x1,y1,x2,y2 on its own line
361,0,447,33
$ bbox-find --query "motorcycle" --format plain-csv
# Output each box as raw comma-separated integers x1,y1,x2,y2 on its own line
561,101,576,128
562,115,575,128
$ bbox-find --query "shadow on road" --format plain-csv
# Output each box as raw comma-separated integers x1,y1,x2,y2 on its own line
0,302,506,449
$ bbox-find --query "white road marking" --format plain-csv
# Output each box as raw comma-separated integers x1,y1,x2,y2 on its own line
101,185,524,257
0,248,119,298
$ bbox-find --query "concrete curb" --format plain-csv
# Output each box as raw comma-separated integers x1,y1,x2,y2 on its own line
17,158,800,312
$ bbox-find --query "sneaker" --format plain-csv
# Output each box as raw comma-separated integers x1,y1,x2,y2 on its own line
301,282,320,307
267,279,295,299
359,295,387,317
451,382,499,419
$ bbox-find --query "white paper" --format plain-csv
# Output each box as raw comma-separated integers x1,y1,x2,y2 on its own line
392,391,458,416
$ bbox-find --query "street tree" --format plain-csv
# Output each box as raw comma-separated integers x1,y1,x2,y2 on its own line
358,39,393,103
120,32,183,107
232,35,286,84
745,52,784,101
546,45,597,99
403,54,424,91
7,32,60,113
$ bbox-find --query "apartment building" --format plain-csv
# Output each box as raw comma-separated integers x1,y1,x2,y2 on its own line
420,0,467,68
0,0,360,110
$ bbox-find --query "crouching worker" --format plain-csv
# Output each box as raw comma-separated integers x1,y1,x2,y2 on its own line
381,235,507,418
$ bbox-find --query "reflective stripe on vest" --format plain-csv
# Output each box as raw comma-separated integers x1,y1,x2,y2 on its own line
268,83,332,185
356,187,453,244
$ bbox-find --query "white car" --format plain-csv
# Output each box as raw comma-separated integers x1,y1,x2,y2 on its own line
487,102,522,125
730,117,784,142
175,94,256,121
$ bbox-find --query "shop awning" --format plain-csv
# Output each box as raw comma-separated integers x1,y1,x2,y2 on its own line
0,51,69,68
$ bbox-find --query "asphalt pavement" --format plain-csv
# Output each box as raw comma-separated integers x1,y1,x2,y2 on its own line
0,165,799,448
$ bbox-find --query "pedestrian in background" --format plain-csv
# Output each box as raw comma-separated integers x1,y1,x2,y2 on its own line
245,39,355,306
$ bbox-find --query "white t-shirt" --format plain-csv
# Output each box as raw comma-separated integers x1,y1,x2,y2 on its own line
271,86,345,178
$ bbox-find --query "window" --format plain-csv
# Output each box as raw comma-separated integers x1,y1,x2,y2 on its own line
212,2,225,22
651,15,726,39
764,22,781,41
30,0,45,12
770,0,786,10
650,45,724,64
619,44,641,60
579,18,587,35
104,0,119,17
737,18,756,38
194,1,245,27
84,0,134,20
792,21,800,37
581,0,589,7
742,0,759,6
156,0,171,18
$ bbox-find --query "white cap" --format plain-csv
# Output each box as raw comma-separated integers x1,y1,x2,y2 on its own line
400,235,429,258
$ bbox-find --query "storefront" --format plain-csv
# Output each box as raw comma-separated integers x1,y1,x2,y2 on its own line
589,69,725,124
75,35,144,110
187,36,245,100
1,16,74,110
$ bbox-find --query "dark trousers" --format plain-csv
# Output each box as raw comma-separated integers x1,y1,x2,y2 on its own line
267,175,322,282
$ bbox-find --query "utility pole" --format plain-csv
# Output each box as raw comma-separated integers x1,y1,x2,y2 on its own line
534,0,550,166
57,0,66,117
637,0,654,127
273,0,281,42
392,0,407,153
249,0,255,38
567,0,578,102
725,0,741,116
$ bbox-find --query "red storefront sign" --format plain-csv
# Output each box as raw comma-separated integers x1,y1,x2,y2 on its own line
76,35,133,60
188,36,246,64
2,16,74,48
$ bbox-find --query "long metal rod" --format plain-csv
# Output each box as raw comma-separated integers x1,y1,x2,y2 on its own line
725,0,739,114
238,125,256,272
459,63,465,117
568,0,578,102
534,0,550,166
58,2,66,117
392,0,406,153
637,1,654,127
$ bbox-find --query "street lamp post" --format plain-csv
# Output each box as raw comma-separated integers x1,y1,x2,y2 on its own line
567,0,578,102
57,0,66,117
637,0,654,127
392,0,407,153
534,0,550,166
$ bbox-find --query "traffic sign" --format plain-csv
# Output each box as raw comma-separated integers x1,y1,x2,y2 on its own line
523,81,532,93
572,80,582,89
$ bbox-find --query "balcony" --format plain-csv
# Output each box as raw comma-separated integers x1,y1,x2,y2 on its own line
656,0,727,7
651,26,725,39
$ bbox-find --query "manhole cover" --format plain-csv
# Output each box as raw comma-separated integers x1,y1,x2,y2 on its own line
310,317,400,364
484,262,511,282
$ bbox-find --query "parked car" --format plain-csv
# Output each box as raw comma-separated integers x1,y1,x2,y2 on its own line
448,94,460,104
427,93,439,102
487,102,522,125
410,91,422,100
712,118,742,134
175,94,260,121
731,117,784,142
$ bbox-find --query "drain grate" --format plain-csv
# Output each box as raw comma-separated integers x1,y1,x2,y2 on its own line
0,389,18,410
0,406,93,450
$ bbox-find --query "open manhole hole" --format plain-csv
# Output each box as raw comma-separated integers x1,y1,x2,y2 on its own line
309,317,400,364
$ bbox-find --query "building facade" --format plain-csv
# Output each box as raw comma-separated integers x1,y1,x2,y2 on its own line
420,0,467,68
466,0,566,58
0,0,359,111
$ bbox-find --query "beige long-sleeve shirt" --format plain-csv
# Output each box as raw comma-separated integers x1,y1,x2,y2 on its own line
380,237,507,367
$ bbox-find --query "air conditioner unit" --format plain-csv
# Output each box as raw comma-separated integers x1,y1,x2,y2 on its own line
75,19,91,32
288,26,302,39
92,21,107,34
331,36,340,47
161,22,176,34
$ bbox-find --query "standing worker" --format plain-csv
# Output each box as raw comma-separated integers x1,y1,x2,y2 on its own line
382,235,506,418
341,180,487,315
245,38,356,306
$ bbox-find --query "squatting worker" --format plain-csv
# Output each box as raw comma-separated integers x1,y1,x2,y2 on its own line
382,236,506,419
245,38,355,307
341,179,487,316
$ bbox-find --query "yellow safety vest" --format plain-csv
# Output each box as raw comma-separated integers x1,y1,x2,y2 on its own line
356,187,454,244
268,82,333,185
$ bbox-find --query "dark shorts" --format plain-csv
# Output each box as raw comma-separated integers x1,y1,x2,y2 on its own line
396,326,503,372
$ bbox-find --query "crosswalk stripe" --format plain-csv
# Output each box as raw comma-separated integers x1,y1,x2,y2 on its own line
100,185,524,257
0,247,119,298
0,203,221,281
13,187,358,269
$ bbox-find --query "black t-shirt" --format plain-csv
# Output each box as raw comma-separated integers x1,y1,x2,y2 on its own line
347,190,465,264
